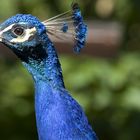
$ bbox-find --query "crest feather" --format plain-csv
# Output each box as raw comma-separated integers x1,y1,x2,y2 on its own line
42,3,88,53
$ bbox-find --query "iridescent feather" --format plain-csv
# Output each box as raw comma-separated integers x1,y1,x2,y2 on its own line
42,3,88,53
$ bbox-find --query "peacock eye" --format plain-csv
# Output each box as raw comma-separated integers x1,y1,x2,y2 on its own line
12,26,25,36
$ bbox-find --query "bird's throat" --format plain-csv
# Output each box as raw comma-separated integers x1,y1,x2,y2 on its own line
20,38,65,89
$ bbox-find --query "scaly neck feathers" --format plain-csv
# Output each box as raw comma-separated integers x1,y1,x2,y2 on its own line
13,34,65,89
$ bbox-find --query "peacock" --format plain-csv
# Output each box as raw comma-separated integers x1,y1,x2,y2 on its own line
0,3,98,140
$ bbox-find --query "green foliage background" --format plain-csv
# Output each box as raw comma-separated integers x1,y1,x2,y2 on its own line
0,0,140,140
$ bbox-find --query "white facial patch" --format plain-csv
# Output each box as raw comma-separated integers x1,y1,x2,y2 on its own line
10,27,36,43
0,24,15,36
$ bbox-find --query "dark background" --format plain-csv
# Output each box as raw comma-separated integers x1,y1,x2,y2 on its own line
0,0,140,140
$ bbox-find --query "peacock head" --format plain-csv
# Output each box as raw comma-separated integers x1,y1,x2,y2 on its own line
0,14,47,52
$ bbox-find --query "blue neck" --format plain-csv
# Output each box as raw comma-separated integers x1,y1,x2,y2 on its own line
22,36,65,89
21,36,66,139
34,80,55,140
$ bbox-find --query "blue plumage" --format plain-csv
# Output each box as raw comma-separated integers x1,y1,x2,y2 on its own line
0,3,98,140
